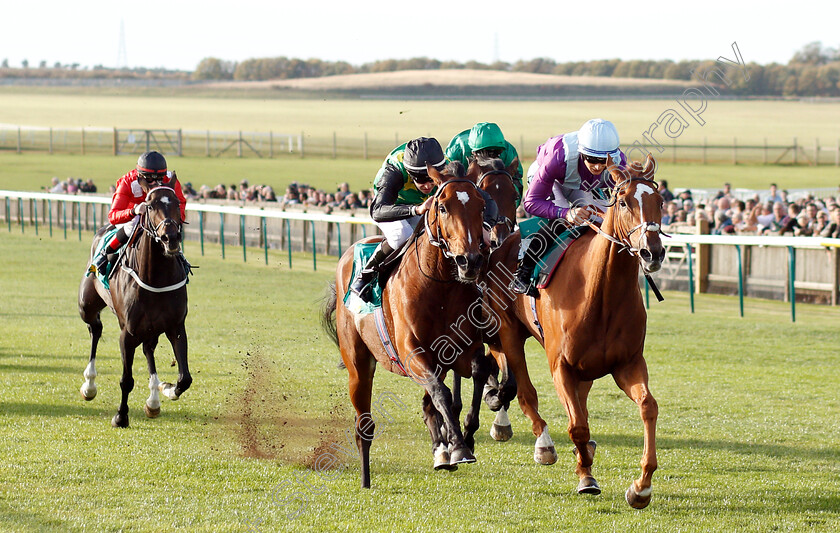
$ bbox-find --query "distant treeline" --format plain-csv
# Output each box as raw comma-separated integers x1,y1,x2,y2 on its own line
192,41,840,97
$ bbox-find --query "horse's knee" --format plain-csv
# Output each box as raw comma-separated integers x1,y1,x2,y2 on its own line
639,394,658,421
120,376,134,392
568,425,590,447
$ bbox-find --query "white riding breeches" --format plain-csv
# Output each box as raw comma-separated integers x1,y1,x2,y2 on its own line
377,215,422,249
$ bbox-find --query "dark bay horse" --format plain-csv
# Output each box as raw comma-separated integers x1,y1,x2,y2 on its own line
322,162,489,488
483,154,665,508
78,186,191,428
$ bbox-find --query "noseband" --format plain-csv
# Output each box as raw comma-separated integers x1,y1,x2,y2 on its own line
424,178,483,258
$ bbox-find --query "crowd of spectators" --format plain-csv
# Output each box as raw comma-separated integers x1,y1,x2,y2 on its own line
45,174,840,238
658,181,840,238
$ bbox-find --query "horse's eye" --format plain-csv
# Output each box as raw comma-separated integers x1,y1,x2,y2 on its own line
619,200,627,208
439,204,447,214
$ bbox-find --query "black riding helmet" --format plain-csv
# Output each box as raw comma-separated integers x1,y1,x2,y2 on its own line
403,137,446,180
136,151,167,178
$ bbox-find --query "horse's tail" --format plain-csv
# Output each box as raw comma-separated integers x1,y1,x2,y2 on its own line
320,282,339,348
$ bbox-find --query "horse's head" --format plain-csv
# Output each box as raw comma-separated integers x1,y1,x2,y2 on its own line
606,154,666,273
143,187,183,255
469,156,519,250
425,162,487,281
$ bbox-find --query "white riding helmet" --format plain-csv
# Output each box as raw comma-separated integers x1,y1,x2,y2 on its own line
577,119,620,161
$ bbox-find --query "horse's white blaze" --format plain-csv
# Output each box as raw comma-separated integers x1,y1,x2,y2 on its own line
634,184,655,223
160,196,171,204
468,232,472,245
456,191,470,205
146,373,161,409
535,426,555,448
493,408,511,427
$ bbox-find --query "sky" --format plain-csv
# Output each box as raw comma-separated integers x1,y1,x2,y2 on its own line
3,0,839,71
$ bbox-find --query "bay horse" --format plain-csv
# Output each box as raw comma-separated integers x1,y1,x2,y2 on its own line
322,162,489,488
482,154,665,508
78,186,191,428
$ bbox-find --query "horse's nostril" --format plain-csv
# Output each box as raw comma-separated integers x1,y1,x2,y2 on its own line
639,248,652,262
455,255,468,268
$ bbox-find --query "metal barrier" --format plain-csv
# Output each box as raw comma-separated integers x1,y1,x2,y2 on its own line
0,190,378,270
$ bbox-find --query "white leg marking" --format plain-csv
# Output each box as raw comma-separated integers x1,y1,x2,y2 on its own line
535,426,555,448
159,382,180,400
146,373,161,410
80,360,98,399
493,408,511,427
636,486,653,498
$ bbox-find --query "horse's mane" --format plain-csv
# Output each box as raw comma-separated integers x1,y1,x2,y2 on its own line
474,155,504,171
442,161,467,178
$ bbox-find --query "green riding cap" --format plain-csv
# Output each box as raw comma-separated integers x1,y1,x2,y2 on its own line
468,122,506,151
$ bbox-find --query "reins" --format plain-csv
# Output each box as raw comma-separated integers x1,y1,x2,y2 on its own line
477,168,517,233
123,187,188,293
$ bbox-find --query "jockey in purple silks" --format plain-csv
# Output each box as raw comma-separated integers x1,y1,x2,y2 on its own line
510,119,627,296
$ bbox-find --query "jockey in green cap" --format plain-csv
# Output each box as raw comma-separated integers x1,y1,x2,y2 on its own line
445,122,524,206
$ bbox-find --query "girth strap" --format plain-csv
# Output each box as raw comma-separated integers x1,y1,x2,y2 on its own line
373,308,408,376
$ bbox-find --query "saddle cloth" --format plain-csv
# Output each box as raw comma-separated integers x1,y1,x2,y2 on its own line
517,218,590,289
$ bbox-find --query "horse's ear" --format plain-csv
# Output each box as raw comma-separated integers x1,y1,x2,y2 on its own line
642,154,657,177
506,157,519,177
465,160,481,183
608,162,630,186
427,163,445,185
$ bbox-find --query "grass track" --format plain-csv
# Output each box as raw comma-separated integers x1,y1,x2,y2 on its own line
1,230,840,531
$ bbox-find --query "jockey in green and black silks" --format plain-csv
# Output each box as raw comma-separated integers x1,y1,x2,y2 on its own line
446,122,524,206
349,137,499,302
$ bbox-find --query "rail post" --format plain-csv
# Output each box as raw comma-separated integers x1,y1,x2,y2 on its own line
240,215,246,262
686,244,695,313
262,217,268,265
788,246,796,322
735,244,744,317
220,213,226,259
198,211,205,256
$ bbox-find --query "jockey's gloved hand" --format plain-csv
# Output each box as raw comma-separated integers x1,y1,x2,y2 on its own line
565,206,592,226
134,203,147,215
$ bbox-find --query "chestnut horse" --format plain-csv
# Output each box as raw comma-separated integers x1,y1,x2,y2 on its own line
322,162,489,488
483,155,665,508
78,186,191,428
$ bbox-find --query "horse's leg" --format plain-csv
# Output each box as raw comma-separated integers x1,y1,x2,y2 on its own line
423,377,475,466
160,323,191,400
463,350,496,450
78,278,106,401
142,337,161,418
112,330,139,428
552,364,599,494
341,332,376,488
501,330,556,465
423,393,456,470
480,347,513,442
80,314,103,401
451,374,462,428
613,357,658,509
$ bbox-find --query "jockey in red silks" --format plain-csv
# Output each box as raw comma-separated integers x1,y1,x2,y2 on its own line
91,150,188,275
509,119,628,296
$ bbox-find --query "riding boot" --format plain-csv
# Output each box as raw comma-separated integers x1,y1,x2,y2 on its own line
349,241,393,302
92,252,117,277
509,244,539,297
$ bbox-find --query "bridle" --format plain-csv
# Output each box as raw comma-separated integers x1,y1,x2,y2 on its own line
424,178,484,258
121,186,187,293
585,176,668,258
140,187,182,245
476,168,518,234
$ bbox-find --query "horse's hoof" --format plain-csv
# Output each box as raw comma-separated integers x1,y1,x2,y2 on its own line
577,476,601,495
159,382,180,401
625,484,652,509
433,447,456,470
534,446,558,465
144,403,161,418
484,393,503,412
450,447,476,465
111,414,129,428
490,423,513,442
573,440,598,458
79,385,97,401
